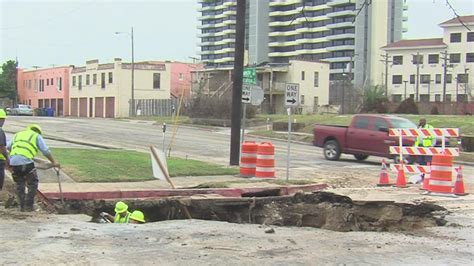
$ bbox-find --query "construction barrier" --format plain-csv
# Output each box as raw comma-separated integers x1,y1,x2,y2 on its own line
389,128,459,138
429,154,453,194
389,147,460,156
240,141,258,177
256,142,275,178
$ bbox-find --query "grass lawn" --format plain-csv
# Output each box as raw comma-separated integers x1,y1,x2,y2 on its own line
48,148,238,182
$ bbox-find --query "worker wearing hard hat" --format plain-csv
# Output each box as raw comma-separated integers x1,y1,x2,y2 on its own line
129,210,146,224
100,201,132,223
7,124,60,212
0,109,10,191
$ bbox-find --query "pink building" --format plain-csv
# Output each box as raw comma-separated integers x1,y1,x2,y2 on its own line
17,66,71,116
168,62,203,102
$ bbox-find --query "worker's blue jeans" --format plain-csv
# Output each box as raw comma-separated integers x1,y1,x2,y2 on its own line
11,163,38,211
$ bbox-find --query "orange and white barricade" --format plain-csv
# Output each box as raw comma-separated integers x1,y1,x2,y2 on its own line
240,141,258,177
256,142,275,178
389,127,461,195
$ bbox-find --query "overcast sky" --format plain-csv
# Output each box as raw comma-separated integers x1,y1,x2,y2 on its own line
1,0,473,69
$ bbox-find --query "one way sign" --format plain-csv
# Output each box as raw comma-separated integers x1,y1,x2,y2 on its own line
285,83,300,107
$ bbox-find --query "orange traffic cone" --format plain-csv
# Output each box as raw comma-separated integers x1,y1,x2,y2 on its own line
421,162,431,190
453,166,468,196
395,163,408,188
377,159,391,186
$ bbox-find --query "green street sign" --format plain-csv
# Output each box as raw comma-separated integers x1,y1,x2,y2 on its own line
243,67,257,85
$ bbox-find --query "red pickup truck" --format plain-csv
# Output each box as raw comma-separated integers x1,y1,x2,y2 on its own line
313,114,416,162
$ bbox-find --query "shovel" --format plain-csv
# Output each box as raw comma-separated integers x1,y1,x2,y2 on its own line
54,167,65,206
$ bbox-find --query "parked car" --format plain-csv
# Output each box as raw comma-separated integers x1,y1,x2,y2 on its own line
313,114,416,163
9,104,33,116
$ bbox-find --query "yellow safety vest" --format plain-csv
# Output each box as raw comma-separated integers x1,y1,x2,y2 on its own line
10,129,39,159
415,124,435,147
114,212,131,223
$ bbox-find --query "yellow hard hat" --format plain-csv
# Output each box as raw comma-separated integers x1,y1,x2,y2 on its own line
28,124,42,134
0,109,7,119
130,210,145,223
114,201,128,213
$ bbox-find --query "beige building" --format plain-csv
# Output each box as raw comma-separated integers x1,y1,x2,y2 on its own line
192,60,330,114
69,59,171,118
381,16,474,102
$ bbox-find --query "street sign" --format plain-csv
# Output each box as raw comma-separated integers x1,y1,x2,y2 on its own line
285,83,300,107
243,67,257,85
242,84,251,104
250,86,264,106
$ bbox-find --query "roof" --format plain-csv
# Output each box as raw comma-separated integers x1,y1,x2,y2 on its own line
381,38,447,49
439,15,474,26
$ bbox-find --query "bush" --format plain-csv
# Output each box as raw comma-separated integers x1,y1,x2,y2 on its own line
187,94,256,119
394,98,419,114
360,85,388,113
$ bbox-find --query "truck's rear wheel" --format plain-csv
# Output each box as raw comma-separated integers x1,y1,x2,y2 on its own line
323,140,341,161
354,154,369,161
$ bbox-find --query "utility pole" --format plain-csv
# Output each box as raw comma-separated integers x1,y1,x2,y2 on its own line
403,80,408,100
131,27,135,116
380,52,392,96
411,52,421,102
229,0,246,166
440,50,450,102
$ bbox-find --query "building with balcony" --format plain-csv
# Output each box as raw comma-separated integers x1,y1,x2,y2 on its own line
69,59,171,118
198,0,407,87
191,59,329,114
381,15,474,103
17,66,71,116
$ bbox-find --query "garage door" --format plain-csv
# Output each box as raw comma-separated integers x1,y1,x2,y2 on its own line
70,98,78,117
58,99,64,116
79,98,88,117
95,97,104,117
105,97,115,118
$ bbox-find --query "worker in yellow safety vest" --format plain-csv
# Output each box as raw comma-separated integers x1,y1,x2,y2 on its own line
8,124,60,212
0,109,10,191
415,118,436,165
100,201,132,223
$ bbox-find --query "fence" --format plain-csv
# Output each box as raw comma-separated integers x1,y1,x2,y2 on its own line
132,99,177,117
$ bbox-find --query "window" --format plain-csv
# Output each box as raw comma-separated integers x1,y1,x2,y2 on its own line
445,94,452,102
300,95,305,105
435,74,441,84
412,54,423,64
51,78,53,85
393,56,403,65
178,73,184,81
39,79,44,92
93,74,97,85
446,74,452,84
301,71,305,81
420,74,431,84
101,73,106,89
409,94,414,99
354,117,369,129
86,74,90,85
47,79,50,86
392,95,402,103
457,94,468,102
108,72,113,83
392,75,402,84
34,80,38,92
457,73,468,83
314,72,319,87
466,53,474,63
428,54,439,64
450,53,461,63
435,94,441,102
374,118,389,131
78,75,82,90
410,74,415,84
468,32,474,42
420,94,430,102
153,73,161,89
57,77,62,91
72,76,76,86
450,33,461,43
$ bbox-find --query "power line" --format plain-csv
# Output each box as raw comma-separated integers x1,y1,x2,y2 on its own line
445,0,472,31
352,0,372,23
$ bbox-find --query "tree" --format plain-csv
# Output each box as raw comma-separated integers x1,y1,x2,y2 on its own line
360,85,388,113
0,60,18,100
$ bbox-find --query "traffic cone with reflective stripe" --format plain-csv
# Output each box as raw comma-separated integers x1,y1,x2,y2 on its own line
421,162,431,190
453,166,468,196
377,159,391,186
395,163,408,188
